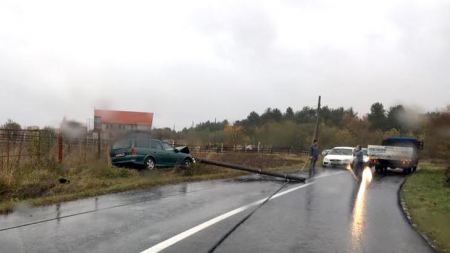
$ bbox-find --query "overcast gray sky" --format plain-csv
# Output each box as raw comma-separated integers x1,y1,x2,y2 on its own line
1,0,449,129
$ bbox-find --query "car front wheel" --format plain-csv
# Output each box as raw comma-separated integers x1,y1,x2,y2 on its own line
181,158,193,169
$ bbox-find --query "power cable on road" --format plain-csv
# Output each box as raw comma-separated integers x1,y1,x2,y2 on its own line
297,158,309,173
207,180,291,253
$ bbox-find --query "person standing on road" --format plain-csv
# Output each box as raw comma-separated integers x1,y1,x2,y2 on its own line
353,145,364,177
309,139,319,175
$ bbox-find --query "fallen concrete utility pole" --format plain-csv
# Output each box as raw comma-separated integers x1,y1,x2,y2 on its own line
196,158,306,183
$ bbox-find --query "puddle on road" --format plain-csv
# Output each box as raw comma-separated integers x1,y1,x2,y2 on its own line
350,166,373,251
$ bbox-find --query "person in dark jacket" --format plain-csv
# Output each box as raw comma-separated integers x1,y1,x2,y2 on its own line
309,139,319,175
353,145,364,177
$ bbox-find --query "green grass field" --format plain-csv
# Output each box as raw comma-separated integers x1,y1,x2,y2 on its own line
401,162,450,252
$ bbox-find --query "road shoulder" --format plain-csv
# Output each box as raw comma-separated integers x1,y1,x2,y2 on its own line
401,164,450,252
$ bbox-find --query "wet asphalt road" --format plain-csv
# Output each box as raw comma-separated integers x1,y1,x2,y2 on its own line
0,167,433,253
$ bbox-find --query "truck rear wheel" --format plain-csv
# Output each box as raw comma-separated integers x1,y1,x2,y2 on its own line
375,166,381,173
403,167,412,174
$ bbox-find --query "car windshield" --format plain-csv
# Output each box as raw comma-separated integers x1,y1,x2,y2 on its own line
112,139,131,149
329,148,353,155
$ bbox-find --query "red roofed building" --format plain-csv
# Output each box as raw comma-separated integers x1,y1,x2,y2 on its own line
94,109,153,137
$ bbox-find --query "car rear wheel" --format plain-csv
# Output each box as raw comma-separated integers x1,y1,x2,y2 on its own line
145,157,156,170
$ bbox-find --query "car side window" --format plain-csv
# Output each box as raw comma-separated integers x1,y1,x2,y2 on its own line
162,142,174,151
151,140,163,150
136,139,149,148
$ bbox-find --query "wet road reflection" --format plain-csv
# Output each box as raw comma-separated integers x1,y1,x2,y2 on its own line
351,166,373,251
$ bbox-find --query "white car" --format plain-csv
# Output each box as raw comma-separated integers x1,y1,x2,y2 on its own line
323,147,355,167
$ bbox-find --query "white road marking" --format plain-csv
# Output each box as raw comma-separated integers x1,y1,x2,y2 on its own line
141,171,346,253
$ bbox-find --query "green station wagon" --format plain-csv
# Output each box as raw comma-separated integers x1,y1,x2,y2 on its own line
110,134,195,170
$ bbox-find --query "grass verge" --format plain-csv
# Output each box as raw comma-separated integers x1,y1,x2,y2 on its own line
0,153,306,214
401,163,450,252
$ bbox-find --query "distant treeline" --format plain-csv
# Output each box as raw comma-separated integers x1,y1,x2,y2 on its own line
2,102,449,159
151,103,450,159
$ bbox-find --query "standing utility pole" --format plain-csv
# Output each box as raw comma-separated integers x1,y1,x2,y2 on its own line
313,95,321,141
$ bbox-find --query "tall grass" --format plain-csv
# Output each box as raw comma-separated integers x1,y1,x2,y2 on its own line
0,139,119,201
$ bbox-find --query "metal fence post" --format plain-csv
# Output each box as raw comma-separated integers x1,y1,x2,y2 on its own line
15,130,25,167
37,130,41,161
97,132,101,159
48,133,52,162
58,133,63,162
84,135,87,161
6,129,10,169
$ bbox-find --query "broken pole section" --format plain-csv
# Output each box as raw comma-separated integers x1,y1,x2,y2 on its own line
196,158,306,183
